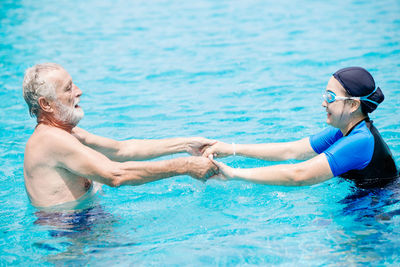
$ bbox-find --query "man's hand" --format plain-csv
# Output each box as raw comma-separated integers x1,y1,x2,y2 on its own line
186,137,216,156
185,156,219,181
202,141,233,159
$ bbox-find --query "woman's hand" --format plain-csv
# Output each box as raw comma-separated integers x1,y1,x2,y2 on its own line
202,141,234,159
208,157,235,180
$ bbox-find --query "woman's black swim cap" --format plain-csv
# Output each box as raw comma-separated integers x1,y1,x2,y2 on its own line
333,67,384,114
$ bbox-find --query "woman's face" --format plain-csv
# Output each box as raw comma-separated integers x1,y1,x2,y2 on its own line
322,77,355,129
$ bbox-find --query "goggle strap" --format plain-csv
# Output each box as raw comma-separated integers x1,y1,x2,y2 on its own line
359,98,379,106
363,87,378,98
359,87,379,106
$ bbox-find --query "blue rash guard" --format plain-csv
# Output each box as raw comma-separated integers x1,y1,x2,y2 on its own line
310,118,399,188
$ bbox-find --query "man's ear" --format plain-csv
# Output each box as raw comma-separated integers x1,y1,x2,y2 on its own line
38,97,53,113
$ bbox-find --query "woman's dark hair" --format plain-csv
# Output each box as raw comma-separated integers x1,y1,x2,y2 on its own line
333,67,384,114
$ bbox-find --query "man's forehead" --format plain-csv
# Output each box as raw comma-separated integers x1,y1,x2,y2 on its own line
44,68,71,86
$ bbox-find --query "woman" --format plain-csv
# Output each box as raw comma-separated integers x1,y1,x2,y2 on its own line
204,67,399,188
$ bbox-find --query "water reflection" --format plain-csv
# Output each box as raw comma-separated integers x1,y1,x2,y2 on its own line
341,180,400,221
336,179,400,263
33,204,119,265
34,205,114,238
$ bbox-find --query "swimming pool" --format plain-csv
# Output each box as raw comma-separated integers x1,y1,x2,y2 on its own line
1,0,400,265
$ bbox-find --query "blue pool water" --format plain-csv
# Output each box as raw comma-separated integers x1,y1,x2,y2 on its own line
1,0,400,265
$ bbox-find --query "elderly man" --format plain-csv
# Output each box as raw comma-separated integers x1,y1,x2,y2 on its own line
23,63,217,208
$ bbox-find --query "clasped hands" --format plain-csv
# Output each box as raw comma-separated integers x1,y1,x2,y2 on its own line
186,137,235,182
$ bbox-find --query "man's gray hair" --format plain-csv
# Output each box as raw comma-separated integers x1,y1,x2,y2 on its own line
22,63,62,117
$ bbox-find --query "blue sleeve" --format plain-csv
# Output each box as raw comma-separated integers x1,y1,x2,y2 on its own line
323,133,374,176
309,127,343,154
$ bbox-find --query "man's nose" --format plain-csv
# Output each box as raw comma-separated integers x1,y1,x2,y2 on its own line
74,84,82,97
322,100,327,107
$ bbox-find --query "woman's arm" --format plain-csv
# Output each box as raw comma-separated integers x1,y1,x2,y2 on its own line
203,138,317,161
210,153,332,186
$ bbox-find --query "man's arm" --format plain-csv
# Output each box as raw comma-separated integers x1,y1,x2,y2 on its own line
210,153,333,186
72,127,215,161
52,130,217,186
203,138,317,161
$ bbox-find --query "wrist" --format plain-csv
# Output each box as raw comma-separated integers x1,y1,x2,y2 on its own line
221,142,234,156
165,138,188,153
182,137,192,153
231,142,236,156
177,157,191,175
230,167,239,180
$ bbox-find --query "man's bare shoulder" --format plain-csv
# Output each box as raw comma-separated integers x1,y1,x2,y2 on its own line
26,124,80,156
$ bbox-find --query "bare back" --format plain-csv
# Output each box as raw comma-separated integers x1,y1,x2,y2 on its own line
24,124,92,207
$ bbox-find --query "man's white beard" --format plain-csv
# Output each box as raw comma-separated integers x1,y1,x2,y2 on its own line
54,100,84,126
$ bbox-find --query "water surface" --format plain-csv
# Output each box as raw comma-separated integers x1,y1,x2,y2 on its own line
1,0,400,265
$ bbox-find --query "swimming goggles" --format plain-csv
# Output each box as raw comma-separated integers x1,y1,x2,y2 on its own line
323,88,379,105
